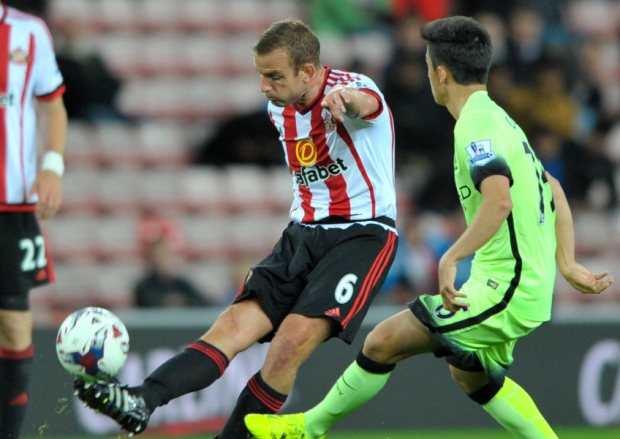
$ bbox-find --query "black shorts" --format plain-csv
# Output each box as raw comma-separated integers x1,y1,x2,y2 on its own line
0,212,55,310
234,218,398,344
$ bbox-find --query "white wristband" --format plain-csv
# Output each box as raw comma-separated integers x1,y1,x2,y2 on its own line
41,151,65,176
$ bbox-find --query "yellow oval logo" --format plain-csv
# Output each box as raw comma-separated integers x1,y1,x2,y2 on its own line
295,139,317,166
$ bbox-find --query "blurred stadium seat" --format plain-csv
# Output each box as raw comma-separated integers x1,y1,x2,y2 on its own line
178,213,236,259
96,0,139,31
185,258,237,304
61,166,104,212
177,166,228,212
64,122,100,166
221,165,276,212
96,214,141,260
42,214,100,261
95,32,142,77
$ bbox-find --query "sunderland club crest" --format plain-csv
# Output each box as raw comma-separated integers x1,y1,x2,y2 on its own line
9,48,29,65
323,111,336,134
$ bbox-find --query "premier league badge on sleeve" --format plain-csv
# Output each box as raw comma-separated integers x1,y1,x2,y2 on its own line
466,139,495,166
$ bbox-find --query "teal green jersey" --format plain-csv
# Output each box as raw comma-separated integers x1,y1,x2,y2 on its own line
454,91,556,321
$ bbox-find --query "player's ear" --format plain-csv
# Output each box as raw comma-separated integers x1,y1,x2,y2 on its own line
300,63,315,83
437,65,449,85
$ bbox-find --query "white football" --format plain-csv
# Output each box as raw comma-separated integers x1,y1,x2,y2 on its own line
56,307,129,381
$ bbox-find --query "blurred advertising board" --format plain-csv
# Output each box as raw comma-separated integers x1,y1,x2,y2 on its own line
23,307,620,436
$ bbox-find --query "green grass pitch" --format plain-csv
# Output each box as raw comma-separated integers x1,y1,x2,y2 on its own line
33,427,619,439
325,427,620,438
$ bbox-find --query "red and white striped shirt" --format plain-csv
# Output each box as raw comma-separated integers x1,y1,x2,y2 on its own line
0,4,65,210
269,68,396,225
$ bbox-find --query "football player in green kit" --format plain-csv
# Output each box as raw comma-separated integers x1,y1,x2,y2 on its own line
245,16,614,439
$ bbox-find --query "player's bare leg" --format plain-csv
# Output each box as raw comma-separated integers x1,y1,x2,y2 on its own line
0,310,32,350
247,311,440,439
362,309,440,363
219,314,332,438
201,298,275,360
449,367,489,394
261,314,333,393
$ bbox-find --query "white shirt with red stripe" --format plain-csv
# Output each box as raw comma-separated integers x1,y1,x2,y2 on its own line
0,5,65,211
269,67,396,227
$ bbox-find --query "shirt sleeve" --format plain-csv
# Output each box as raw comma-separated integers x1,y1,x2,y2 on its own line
456,117,513,191
31,19,64,98
342,73,385,122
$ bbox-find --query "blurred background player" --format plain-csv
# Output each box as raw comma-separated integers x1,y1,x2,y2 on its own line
134,237,214,308
52,16,130,124
0,1,67,438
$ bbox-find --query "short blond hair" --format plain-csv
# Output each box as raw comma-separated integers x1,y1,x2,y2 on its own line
253,19,321,71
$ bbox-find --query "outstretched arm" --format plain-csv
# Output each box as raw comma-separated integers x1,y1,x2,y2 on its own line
548,171,614,294
321,85,380,123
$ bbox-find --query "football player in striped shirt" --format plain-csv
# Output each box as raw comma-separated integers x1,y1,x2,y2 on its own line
75,19,398,438
0,2,67,438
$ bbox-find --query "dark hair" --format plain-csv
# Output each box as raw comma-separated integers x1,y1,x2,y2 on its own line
421,16,492,85
253,19,321,71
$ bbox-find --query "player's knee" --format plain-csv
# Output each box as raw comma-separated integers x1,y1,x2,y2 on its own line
0,310,32,349
449,366,490,395
466,378,505,405
363,325,396,363
204,305,268,353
